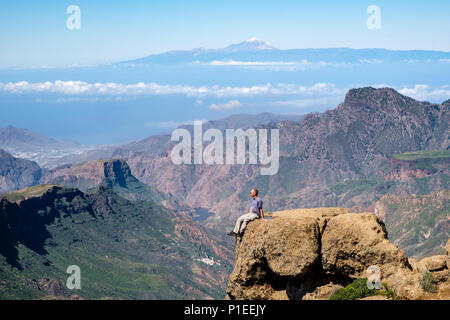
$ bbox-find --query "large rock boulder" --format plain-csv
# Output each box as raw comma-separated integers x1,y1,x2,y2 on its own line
321,213,410,273
227,215,320,299
419,255,447,272
416,255,448,284
226,208,343,299
321,213,423,299
226,208,443,300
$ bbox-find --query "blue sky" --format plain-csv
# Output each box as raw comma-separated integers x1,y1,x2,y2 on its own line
0,1,449,145
1,0,450,67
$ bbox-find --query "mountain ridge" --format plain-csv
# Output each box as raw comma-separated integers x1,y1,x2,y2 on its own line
117,40,450,65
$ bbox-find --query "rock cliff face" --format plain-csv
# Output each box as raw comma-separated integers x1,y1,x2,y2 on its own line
40,158,188,212
41,159,135,191
226,208,449,300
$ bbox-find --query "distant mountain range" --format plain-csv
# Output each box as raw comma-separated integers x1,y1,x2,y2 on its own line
0,111,304,189
36,112,303,168
118,38,450,66
0,125,79,152
0,125,94,167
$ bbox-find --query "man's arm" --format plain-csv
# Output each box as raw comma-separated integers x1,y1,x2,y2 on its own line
260,208,265,220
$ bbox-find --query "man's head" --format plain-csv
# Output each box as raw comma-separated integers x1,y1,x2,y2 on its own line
250,188,259,197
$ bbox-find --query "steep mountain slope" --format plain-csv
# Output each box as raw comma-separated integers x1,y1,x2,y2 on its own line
0,149,42,194
0,184,234,299
369,190,449,259
122,87,448,216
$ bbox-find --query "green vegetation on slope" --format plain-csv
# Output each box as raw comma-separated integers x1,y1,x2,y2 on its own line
421,272,437,293
1,184,59,202
394,150,450,161
0,185,233,300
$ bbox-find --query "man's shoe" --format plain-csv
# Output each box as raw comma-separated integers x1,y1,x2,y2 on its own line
227,231,237,236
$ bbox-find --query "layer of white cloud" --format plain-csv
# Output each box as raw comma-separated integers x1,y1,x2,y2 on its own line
358,59,383,64
397,84,450,102
0,81,338,98
1,81,448,105
208,100,242,110
54,96,128,103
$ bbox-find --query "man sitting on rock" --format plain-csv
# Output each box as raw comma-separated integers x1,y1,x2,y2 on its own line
227,188,265,237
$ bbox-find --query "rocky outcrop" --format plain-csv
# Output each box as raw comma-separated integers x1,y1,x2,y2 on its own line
378,157,449,180
226,208,449,300
40,159,136,191
40,158,189,212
